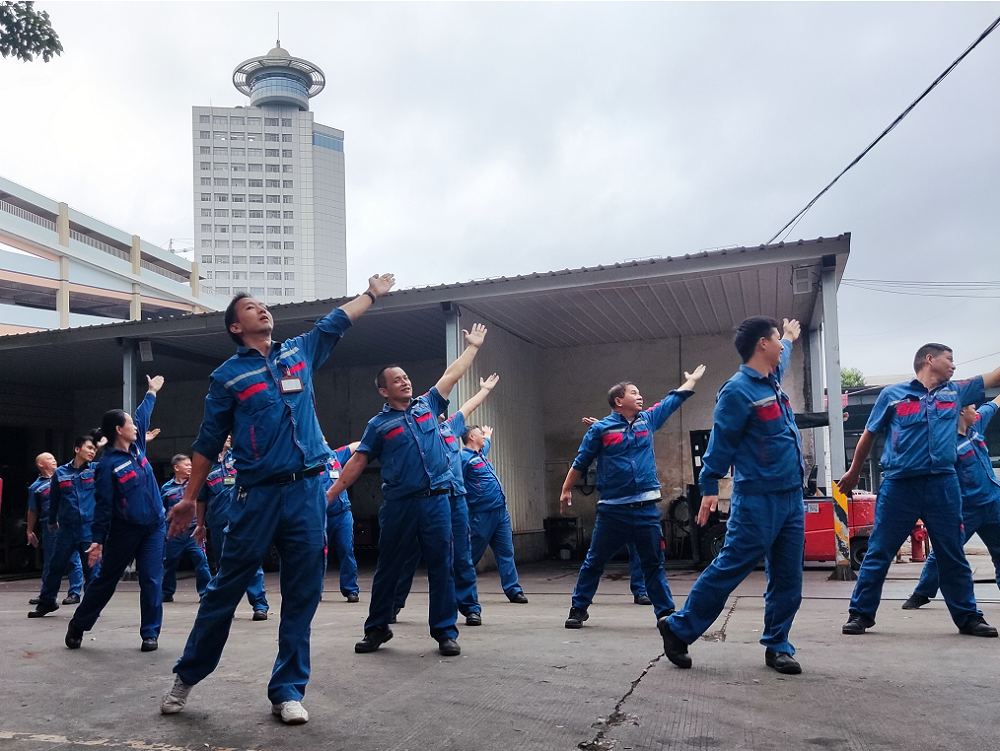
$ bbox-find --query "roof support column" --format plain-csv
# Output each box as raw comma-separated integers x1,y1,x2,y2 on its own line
57,202,69,247
57,256,70,329
806,326,828,491
122,338,138,415
130,283,141,321
442,302,463,409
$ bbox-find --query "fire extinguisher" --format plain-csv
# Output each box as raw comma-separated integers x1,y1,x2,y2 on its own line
911,523,928,563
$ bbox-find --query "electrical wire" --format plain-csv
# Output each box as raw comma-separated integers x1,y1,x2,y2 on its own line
765,13,1000,246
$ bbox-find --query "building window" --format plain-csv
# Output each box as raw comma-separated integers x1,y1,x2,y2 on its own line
233,256,247,265
201,241,212,249
266,210,280,219
267,256,282,265
205,271,213,279
264,118,279,126
201,223,212,232
282,180,294,188
214,178,229,186
266,179,280,188
232,209,246,218
216,287,231,295
249,225,264,233
283,195,294,203
200,161,211,170
249,210,263,218
199,146,211,154
214,193,229,202
282,149,292,158
199,114,210,123
283,243,294,250
198,130,210,139
231,116,245,126
213,132,227,141
285,288,295,296
284,272,295,280
282,165,293,173
282,211,294,219
201,193,211,201
248,163,262,172
232,240,247,249
250,271,265,280
231,194,245,202
249,241,264,249
201,208,212,217
312,132,343,151
248,179,263,188
266,164,280,173
250,257,264,265
214,209,229,217
234,286,247,294
213,147,228,156
232,225,246,233
230,132,245,141
283,226,294,234
247,133,262,142
214,164,228,172
284,256,295,263
265,133,279,142
200,177,211,186
267,272,282,281
215,255,230,264
265,149,279,157
249,194,263,203
215,240,230,248
215,225,228,233
201,254,213,263
231,178,246,187
267,241,282,250
233,270,247,279
268,287,282,296
266,226,280,234
231,147,245,157
231,165,246,173
213,115,228,125
281,118,292,127
248,148,262,157
247,117,262,126
267,195,280,203
282,134,292,142
251,287,265,295
215,271,230,280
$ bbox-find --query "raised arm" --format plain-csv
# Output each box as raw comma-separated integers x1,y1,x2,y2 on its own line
435,324,487,400
327,452,369,502
679,364,706,392
982,364,1000,390
459,374,499,419
133,376,163,452
339,273,396,323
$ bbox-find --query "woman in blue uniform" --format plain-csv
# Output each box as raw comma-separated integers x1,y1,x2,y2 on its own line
66,375,168,652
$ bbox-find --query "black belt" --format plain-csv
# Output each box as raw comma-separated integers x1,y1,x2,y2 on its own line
253,465,325,488
412,487,450,498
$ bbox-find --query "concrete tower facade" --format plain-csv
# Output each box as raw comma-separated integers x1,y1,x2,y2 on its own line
193,43,346,303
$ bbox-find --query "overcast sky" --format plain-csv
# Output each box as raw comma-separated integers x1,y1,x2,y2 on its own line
2,2,999,377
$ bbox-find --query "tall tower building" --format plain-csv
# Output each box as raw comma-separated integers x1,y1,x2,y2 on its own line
193,43,347,303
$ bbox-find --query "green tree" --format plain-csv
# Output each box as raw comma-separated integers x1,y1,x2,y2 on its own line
841,367,865,388
0,2,62,62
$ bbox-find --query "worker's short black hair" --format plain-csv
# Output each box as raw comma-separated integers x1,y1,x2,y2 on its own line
734,316,781,363
607,381,636,408
375,365,404,390
224,292,253,346
913,343,952,374
74,433,97,450
462,425,482,445
171,453,190,467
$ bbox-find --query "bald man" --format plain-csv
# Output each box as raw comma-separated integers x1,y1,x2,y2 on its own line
27,453,84,606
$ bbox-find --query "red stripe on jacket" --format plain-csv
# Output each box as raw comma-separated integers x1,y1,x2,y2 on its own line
385,426,405,440
756,402,781,421
602,433,624,446
117,470,137,484
237,382,268,401
895,401,920,417
287,361,305,374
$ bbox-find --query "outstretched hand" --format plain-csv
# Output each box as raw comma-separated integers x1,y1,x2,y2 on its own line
147,375,164,394
482,425,494,440
685,364,707,382
368,273,396,298
782,318,801,342
146,428,161,442
464,323,487,349
480,373,500,391
582,417,598,426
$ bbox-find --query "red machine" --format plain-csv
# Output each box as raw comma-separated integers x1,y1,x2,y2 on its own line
803,490,876,570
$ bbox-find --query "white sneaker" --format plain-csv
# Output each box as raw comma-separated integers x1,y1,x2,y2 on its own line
160,675,193,714
271,700,309,724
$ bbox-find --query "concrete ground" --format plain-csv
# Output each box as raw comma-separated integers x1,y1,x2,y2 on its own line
2,551,1000,751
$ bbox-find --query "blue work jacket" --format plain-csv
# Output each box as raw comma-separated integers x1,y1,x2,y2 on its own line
324,445,354,516
48,461,98,529
92,392,164,544
462,438,506,512
162,479,198,530
191,308,352,487
203,450,237,528
867,375,985,480
700,340,804,496
28,474,53,518
441,412,467,497
956,402,1000,509
357,388,453,502
573,390,692,501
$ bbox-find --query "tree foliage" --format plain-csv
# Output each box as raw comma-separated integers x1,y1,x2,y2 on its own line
841,367,866,388
0,2,62,62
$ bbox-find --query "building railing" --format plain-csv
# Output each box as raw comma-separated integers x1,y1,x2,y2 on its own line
69,229,131,262
0,198,56,231
140,258,189,284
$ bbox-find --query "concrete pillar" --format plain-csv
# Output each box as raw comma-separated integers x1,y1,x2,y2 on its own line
57,202,69,246
131,234,141,276
807,327,828,490
122,339,138,414
190,260,200,297
130,283,141,321
442,302,464,407
821,257,845,479
57,257,71,329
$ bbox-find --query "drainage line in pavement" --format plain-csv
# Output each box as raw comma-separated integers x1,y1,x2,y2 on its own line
577,654,663,751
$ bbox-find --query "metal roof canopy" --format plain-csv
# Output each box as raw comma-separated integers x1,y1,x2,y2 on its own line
0,235,850,390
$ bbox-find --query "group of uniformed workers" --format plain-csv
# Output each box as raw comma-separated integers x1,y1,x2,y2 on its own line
20,285,1000,724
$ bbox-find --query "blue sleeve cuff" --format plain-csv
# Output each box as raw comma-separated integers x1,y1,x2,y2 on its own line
315,307,353,336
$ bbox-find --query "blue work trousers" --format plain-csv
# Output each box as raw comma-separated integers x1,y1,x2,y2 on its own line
37,523,99,606
325,509,360,597
668,489,804,653
162,530,212,598
572,502,674,620
173,475,326,704
469,506,523,598
913,503,1000,598
395,494,480,616
366,492,457,641
207,522,268,612
71,519,164,639
850,474,980,627
40,527,83,597
627,542,647,597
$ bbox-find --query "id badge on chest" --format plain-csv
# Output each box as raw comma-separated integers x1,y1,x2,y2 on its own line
279,376,304,394
223,477,236,486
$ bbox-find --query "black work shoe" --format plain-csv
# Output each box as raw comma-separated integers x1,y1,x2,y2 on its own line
842,613,876,635
65,622,84,649
959,614,999,638
466,612,482,626
29,597,41,605
28,602,59,618
141,637,158,652
438,638,461,656
252,610,268,621
162,595,174,603
508,591,529,604
62,593,81,605
389,606,400,624
657,616,692,669
901,594,930,610
355,626,393,653
765,648,801,674
346,592,360,603
564,607,589,629
634,594,652,606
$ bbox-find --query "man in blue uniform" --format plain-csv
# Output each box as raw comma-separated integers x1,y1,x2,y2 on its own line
323,442,361,603
161,454,212,602
560,365,705,629
160,272,395,725
463,425,528,605
329,323,489,657
26,452,83,606
194,439,269,620
28,436,102,617
659,317,805,674
394,374,499,626
839,343,1000,637
902,393,1000,609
